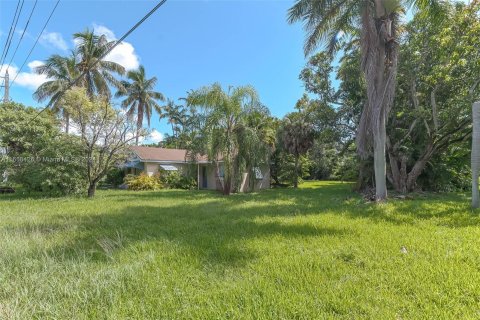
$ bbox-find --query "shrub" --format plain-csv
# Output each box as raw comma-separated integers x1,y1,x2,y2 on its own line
124,173,161,191
160,171,197,190
104,168,126,187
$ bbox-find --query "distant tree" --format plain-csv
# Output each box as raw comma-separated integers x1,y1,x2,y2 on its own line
115,65,165,145
279,113,315,188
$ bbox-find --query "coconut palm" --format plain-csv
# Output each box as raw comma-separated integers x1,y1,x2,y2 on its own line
288,0,442,201
186,83,266,195
73,29,125,98
33,52,79,133
115,65,164,145
157,99,185,142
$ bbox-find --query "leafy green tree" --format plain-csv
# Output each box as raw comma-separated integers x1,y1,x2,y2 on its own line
62,88,142,197
115,65,165,145
387,1,479,193
0,102,87,195
33,53,79,133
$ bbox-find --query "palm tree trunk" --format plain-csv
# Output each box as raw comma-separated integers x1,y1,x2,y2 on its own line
358,4,398,201
472,101,480,208
65,111,70,134
374,110,387,200
293,155,299,188
137,105,143,146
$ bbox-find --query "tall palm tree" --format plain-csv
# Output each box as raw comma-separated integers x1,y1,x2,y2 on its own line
288,0,442,201
33,52,79,133
115,65,165,145
186,83,267,195
73,29,126,98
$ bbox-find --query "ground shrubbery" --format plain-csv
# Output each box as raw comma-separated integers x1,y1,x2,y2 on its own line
124,171,197,191
124,173,162,191
160,171,197,190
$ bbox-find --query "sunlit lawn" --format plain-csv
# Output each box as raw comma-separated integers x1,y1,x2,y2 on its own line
1,181,480,319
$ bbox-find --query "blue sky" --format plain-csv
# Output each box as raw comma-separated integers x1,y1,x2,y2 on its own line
0,0,308,142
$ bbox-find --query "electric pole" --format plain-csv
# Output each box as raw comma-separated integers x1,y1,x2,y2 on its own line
1,69,9,103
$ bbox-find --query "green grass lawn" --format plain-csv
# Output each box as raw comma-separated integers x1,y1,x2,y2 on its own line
1,181,480,319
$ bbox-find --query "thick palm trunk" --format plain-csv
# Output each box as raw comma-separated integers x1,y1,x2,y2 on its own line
472,102,480,208
293,155,299,188
357,4,398,202
65,112,70,134
373,109,387,199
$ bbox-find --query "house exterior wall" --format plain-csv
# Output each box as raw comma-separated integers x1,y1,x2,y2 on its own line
143,162,188,176
239,165,270,192
198,163,270,192
135,161,270,193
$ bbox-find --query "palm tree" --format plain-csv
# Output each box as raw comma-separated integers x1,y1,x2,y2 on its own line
288,0,441,201
115,65,164,145
279,113,315,188
186,83,267,195
157,99,185,145
33,52,79,133
73,29,125,98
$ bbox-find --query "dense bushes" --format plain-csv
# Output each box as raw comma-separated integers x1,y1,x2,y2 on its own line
0,103,88,195
160,171,197,190
124,174,162,191
124,171,197,191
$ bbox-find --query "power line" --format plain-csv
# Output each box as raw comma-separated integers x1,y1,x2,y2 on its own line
0,0,21,66
30,0,168,121
9,0,60,89
0,0,23,73
6,0,39,69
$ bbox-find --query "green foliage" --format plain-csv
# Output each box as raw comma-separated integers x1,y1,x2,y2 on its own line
124,173,161,191
62,88,141,197
186,83,272,194
104,168,126,187
0,102,87,195
160,171,197,190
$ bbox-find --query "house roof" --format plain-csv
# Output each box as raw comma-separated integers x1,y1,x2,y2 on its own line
130,146,209,163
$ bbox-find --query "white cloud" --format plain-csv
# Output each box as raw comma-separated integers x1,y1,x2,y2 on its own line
92,24,140,70
40,31,68,51
0,61,49,90
148,129,164,143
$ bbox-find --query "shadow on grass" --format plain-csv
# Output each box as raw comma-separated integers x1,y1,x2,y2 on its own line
38,201,348,268
6,181,480,269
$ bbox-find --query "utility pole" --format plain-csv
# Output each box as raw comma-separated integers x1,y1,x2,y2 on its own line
0,69,9,103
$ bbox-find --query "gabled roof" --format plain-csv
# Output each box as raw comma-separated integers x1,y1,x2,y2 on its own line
130,146,208,163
